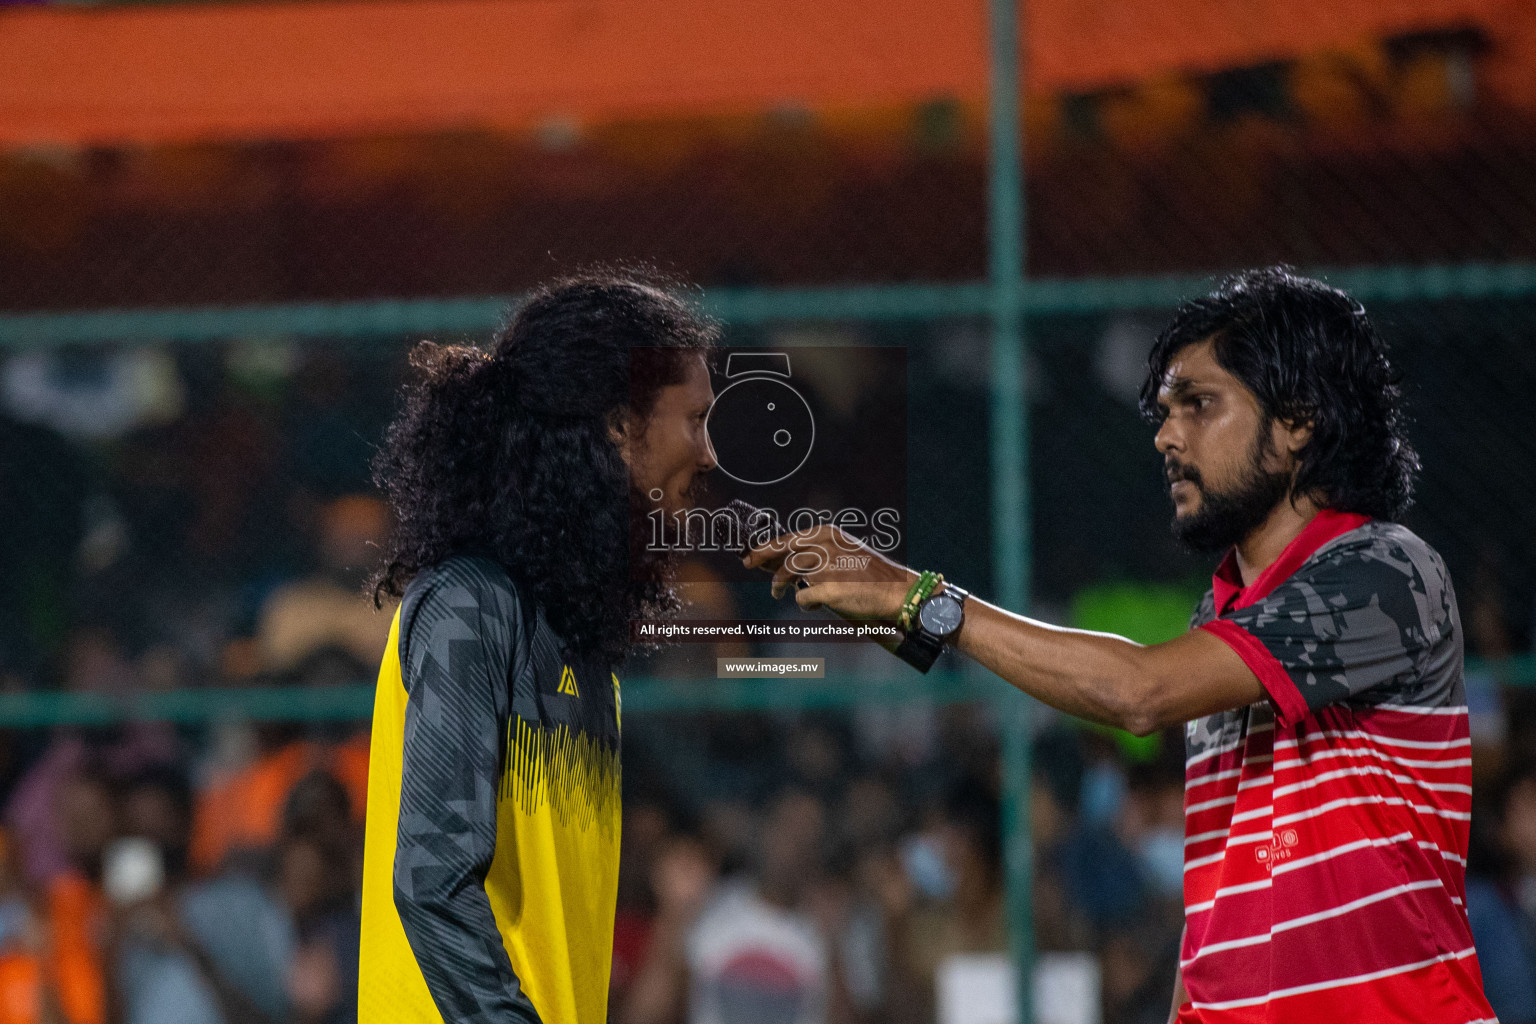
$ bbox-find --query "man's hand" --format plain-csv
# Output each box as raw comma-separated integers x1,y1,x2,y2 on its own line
742,525,915,619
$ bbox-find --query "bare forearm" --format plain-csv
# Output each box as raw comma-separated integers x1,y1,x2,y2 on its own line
950,596,1264,733
745,526,1261,731
954,598,1166,734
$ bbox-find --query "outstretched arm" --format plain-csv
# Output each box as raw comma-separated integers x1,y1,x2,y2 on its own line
947,596,1260,735
745,526,1263,735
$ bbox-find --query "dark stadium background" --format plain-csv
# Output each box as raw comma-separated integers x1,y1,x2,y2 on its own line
1,1,1534,1022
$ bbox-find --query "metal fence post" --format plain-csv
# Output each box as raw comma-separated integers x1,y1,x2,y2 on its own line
987,0,1034,1020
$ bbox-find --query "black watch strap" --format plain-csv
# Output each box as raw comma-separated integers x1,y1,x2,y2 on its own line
893,628,943,673
894,584,969,673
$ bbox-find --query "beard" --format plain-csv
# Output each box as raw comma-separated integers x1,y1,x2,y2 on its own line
1168,424,1293,554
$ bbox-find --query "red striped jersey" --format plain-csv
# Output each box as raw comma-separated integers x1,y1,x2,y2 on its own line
1180,510,1496,1024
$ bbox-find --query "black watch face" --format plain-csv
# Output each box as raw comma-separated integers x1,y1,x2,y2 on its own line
919,594,964,636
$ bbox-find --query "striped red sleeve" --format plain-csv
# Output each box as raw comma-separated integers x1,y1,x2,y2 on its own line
1199,618,1309,726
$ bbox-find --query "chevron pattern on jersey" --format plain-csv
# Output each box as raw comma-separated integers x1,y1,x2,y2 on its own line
500,717,619,835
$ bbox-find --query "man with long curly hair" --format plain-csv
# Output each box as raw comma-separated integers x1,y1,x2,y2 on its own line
357,275,718,1024
748,268,1497,1023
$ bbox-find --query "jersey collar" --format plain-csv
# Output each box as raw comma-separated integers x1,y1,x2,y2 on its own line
1211,508,1372,614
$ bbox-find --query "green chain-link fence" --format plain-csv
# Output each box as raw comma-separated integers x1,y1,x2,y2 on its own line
4,2,1536,1021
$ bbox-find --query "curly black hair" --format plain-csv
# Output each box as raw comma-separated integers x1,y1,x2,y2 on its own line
371,273,719,665
1139,266,1419,521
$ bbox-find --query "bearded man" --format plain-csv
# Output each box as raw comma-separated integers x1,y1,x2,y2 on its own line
750,267,1497,1024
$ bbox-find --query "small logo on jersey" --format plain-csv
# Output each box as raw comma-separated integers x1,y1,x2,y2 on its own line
1255,828,1299,870
557,665,581,698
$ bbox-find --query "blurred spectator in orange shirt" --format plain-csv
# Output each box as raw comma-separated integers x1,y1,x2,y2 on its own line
44,771,116,1024
0,826,59,1024
188,731,367,877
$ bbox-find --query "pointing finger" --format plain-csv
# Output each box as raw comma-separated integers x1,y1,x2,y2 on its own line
794,584,827,611
743,534,792,570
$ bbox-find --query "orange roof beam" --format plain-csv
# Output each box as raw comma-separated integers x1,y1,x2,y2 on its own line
1,0,1531,149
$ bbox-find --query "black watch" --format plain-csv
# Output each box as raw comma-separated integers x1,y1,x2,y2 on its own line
892,585,969,673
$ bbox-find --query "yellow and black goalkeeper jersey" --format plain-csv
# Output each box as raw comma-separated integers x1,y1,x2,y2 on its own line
359,555,622,1023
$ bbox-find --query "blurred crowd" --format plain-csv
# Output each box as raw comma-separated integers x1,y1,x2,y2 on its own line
0,343,397,696
1,694,1532,1024
611,711,1191,1024
0,342,391,1024
0,698,1186,1024
611,700,1536,1024
0,340,1533,1024
0,719,367,1024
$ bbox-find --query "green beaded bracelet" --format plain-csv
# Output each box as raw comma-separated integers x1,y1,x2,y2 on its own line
898,570,944,632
